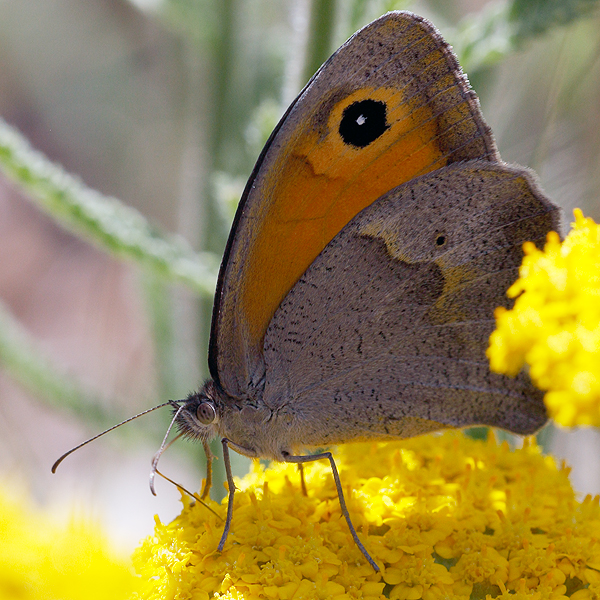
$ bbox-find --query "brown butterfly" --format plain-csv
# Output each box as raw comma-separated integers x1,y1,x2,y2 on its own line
54,11,560,572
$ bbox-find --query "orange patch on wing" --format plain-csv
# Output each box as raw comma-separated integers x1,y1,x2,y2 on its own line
241,86,449,346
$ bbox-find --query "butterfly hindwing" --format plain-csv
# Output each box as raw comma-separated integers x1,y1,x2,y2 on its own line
261,162,560,444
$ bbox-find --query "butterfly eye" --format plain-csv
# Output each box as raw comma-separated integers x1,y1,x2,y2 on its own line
196,401,216,425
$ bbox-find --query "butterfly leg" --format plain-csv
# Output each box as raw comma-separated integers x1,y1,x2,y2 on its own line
283,451,380,572
201,438,213,500
218,438,237,552
298,463,307,496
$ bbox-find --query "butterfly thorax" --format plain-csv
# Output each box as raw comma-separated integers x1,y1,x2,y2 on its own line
175,379,304,461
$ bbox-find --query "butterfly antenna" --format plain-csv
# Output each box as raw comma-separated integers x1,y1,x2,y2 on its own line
153,467,223,522
149,403,185,496
51,400,183,473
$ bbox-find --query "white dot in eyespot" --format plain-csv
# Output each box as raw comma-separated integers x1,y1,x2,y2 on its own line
356,114,366,126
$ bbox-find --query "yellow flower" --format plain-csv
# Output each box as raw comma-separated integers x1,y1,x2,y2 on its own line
0,482,138,599
132,432,600,599
488,209,600,427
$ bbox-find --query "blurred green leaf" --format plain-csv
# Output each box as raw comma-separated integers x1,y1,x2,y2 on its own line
212,172,246,225
509,0,599,38
0,299,120,428
451,3,513,72
452,0,599,72
0,118,219,298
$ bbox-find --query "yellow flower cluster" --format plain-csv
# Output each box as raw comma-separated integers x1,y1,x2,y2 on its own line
132,431,600,600
488,209,600,427
0,483,138,599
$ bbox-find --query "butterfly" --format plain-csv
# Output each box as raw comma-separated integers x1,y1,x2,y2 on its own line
54,11,561,572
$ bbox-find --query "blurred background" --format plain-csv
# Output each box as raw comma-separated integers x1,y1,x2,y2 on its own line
0,0,599,555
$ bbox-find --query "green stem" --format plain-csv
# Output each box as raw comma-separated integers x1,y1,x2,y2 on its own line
303,0,338,85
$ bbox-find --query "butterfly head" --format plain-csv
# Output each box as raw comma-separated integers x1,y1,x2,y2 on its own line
174,380,222,443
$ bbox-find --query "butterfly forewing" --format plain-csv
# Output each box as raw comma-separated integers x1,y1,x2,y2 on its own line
211,12,500,397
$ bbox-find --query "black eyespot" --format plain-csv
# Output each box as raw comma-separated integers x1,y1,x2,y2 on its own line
339,99,389,148
196,401,216,425
435,234,446,247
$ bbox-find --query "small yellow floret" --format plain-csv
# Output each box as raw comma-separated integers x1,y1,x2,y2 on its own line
132,432,600,599
488,209,600,427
